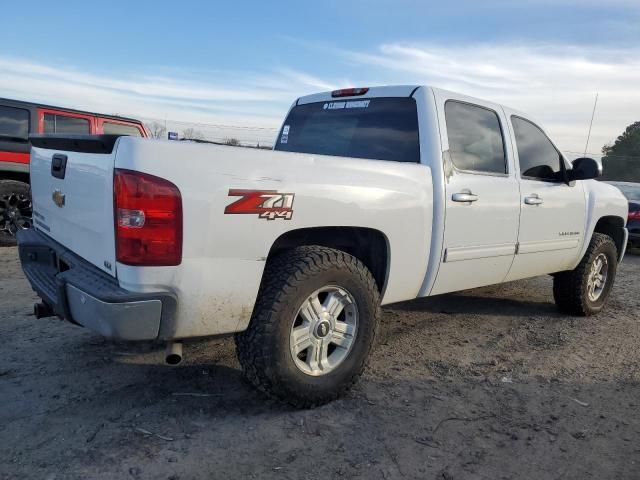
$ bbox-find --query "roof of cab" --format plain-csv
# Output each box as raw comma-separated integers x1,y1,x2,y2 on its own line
296,85,529,118
296,85,422,105
294,84,550,149
0,97,145,125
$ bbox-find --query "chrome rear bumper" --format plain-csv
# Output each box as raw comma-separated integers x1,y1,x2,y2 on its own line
18,228,176,341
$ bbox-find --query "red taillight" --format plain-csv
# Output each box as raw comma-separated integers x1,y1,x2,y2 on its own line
114,169,182,266
629,210,640,221
331,87,369,98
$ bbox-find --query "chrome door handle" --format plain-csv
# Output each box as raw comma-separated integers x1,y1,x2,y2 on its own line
452,192,478,203
524,195,543,205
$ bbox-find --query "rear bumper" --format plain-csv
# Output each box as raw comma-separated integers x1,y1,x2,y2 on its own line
17,228,177,340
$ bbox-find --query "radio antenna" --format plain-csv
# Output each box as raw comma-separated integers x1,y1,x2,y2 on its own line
584,93,599,157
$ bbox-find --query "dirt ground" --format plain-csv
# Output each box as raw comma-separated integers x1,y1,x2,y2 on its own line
1,247,639,480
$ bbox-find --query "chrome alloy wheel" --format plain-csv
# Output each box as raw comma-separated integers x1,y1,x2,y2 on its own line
0,191,32,237
289,286,358,376
587,253,608,302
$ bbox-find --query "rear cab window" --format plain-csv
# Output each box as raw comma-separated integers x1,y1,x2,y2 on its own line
274,97,420,163
102,122,143,137
0,105,30,143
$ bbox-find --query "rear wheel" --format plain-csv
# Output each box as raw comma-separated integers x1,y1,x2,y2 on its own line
235,246,380,408
553,233,618,316
0,180,32,247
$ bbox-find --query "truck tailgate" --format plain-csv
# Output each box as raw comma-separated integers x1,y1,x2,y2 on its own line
29,136,118,277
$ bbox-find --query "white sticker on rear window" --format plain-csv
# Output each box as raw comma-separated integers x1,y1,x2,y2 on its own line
283,125,290,135
324,102,344,110
280,134,288,144
323,100,370,110
346,100,370,109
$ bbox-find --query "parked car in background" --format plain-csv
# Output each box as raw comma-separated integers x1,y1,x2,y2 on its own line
0,98,148,245
606,181,640,248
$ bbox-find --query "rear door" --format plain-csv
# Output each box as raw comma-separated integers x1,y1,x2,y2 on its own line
504,114,586,281
30,139,117,276
430,92,521,295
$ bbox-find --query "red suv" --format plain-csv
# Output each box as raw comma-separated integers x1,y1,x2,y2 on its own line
0,98,148,245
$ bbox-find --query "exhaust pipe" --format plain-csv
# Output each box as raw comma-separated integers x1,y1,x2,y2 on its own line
34,302,54,319
165,341,183,366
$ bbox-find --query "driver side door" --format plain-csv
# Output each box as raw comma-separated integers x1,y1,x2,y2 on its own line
505,115,586,281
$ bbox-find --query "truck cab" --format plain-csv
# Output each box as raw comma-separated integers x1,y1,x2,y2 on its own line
275,86,628,296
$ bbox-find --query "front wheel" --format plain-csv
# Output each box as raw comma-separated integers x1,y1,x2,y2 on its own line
235,246,380,408
553,233,618,316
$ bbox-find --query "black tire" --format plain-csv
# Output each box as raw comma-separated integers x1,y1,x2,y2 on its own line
553,233,618,316
0,180,32,247
235,245,380,408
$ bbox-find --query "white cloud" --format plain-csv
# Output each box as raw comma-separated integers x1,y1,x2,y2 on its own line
442,0,640,7
1,43,638,152
341,43,640,154
0,56,333,145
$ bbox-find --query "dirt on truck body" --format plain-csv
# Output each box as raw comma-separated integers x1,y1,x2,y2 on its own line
1,247,639,479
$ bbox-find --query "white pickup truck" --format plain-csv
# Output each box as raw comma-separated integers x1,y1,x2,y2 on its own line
18,85,628,407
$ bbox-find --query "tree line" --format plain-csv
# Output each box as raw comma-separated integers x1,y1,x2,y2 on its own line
600,121,640,182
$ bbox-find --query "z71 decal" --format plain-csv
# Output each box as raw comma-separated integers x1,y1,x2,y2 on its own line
224,189,295,220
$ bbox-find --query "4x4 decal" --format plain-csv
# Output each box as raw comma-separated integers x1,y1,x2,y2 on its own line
224,189,295,220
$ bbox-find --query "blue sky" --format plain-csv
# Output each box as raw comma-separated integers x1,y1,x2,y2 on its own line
1,0,639,150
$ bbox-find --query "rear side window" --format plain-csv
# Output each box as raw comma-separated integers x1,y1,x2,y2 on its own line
103,122,143,137
445,101,506,174
0,106,29,142
274,97,420,163
511,116,562,181
44,114,90,134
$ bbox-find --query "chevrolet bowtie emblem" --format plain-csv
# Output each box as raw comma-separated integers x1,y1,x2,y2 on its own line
52,189,66,208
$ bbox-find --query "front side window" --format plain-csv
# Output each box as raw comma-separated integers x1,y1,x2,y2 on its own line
274,97,420,163
103,122,143,137
43,114,90,134
512,116,562,181
0,106,29,142
445,101,507,174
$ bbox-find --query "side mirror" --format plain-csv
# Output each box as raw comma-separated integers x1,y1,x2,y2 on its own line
567,157,601,182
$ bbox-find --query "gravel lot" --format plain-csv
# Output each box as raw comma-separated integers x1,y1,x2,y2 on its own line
1,246,639,479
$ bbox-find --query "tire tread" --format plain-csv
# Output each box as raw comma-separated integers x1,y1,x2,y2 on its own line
553,233,617,316
235,245,380,408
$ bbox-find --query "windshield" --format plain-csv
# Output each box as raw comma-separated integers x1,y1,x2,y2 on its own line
274,97,420,163
614,183,640,201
